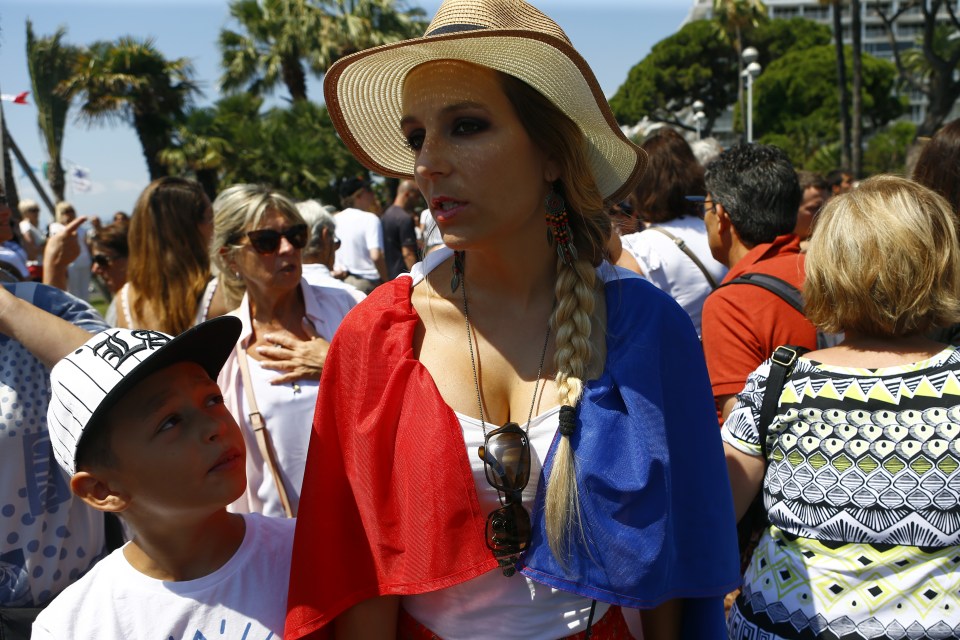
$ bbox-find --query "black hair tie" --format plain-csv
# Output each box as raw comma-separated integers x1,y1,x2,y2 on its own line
558,405,577,437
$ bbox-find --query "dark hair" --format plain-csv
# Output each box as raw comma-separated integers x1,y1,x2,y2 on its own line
912,118,960,214
93,222,130,258
825,168,851,189
633,128,704,224
704,143,801,246
797,170,829,192
75,420,117,472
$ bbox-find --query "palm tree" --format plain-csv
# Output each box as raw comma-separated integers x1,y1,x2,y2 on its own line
219,0,324,102
159,107,232,200
821,0,852,170
712,0,768,138
26,22,81,202
318,0,426,63
62,37,198,180
219,0,426,103
850,0,863,177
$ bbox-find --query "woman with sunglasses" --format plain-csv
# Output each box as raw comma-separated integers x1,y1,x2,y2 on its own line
211,184,359,519
285,1,739,638
115,177,230,333
89,221,129,325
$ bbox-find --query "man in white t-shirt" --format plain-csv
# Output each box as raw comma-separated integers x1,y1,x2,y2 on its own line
17,199,45,276
334,178,387,293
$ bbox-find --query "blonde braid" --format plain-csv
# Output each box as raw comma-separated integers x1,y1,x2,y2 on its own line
545,254,597,559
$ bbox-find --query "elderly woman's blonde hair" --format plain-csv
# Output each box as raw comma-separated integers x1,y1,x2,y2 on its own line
210,184,306,308
805,175,960,337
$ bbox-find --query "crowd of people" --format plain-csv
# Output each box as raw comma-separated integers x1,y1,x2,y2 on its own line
1,0,959,638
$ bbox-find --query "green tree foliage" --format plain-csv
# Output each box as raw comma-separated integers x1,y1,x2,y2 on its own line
609,20,736,133
159,107,232,200
610,17,830,135
197,94,366,204
62,37,198,180
753,44,904,167
25,22,81,202
220,0,425,103
864,121,916,175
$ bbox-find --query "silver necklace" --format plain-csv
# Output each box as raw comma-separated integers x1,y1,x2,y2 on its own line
460,269,551,436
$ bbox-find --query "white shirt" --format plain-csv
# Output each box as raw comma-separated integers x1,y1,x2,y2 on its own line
333,207,383,280
219,278,358,517
621,216,727,335
301,263,366,305
400,248,614,639
33,513,295,640
19,219,44,265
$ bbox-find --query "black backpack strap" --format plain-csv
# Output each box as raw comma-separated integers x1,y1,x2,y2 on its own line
721,272,804,315
756,345,809,460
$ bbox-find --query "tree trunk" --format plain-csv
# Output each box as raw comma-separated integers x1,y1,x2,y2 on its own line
133,112,172,180
282,56,308,103
196,168,219,202
735,25,745,141
850,0,863,178
49,159,66,202
833,0,852,170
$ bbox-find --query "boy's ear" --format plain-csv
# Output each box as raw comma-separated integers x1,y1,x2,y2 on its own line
70,471,130,513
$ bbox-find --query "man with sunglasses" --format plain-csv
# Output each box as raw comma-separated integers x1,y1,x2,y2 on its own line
333,178,387,294
701,144,818,424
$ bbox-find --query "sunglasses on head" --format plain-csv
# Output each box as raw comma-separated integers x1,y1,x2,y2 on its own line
235,224,308,254
477,422,532,576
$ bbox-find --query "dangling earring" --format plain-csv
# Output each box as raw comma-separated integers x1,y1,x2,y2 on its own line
545,187,577,265
451,250,465,293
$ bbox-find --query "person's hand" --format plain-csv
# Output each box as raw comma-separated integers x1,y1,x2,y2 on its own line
43,216,86,290
256,318,330,385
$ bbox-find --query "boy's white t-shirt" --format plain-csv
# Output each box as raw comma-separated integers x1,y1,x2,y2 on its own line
333,207,383,280
32,513,295,640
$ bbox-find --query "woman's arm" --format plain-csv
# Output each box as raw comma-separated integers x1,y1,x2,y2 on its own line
0,285,93,367
332,595,399,640
725,442,765,522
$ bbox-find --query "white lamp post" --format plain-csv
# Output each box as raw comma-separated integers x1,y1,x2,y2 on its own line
741,47,762,143
692,100,705,140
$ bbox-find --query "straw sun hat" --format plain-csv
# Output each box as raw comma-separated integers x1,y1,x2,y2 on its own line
323,0,646,203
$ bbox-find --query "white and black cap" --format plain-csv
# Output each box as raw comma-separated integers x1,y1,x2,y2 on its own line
47,316,242,476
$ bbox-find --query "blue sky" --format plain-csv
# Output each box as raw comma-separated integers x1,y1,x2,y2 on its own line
0,0,690,224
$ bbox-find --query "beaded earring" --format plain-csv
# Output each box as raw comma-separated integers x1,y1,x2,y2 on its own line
545,188,577,265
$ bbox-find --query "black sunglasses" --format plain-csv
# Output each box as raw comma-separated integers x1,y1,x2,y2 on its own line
477,422,532,576
92,254,117,269
235,224,308,254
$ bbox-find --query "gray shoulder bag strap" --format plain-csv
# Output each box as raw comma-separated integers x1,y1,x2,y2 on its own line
647,226,719,290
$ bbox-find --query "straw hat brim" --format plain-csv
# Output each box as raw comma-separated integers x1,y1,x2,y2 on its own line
323,30,646,203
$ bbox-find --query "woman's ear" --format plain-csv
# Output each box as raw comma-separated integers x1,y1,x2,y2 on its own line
543,155,561,184
71,471,130,513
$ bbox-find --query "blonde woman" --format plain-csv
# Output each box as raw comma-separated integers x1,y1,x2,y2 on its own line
286,1,739,639
724,176,960,638
211,185,359,518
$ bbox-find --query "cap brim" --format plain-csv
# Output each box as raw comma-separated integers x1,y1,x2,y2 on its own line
324,30,645,203
76,316,242,456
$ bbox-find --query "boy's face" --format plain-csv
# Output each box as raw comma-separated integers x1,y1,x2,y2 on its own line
97,361,246,515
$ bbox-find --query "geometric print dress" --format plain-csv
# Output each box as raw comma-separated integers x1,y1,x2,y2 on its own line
722,347,960,639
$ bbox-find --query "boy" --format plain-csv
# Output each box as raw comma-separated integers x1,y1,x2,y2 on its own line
21,314,294,639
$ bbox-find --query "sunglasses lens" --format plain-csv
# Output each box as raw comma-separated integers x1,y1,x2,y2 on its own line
287,224,308,250
485,502,532,554
92,255,111,268
479,424,530,492
247,225,308,254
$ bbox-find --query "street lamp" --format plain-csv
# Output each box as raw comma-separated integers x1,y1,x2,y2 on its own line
692,100,705,140
741,47,762,143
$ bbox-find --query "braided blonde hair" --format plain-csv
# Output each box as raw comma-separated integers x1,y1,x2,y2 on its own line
500,73,610,560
